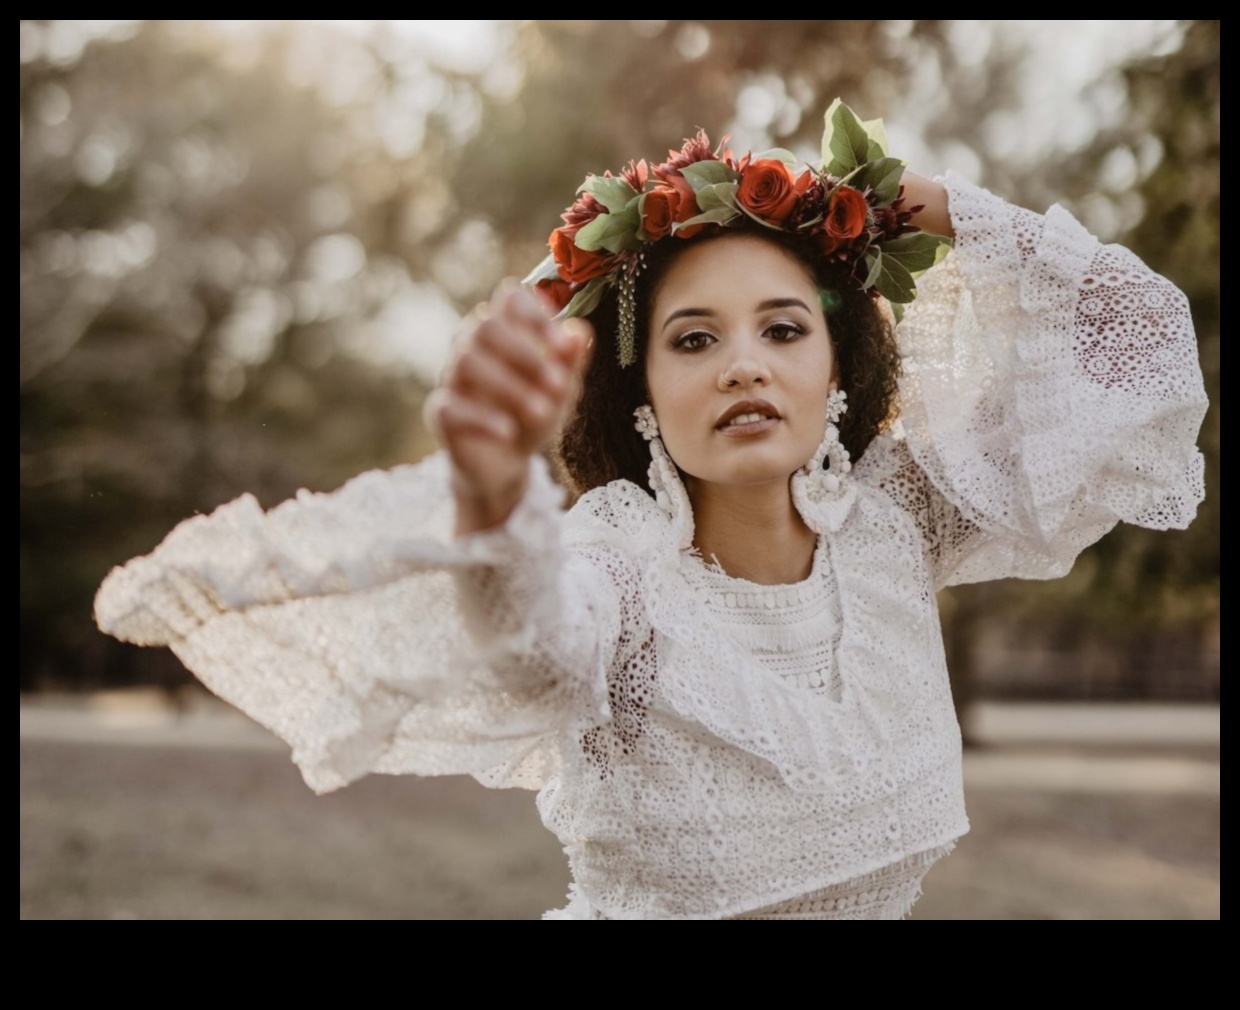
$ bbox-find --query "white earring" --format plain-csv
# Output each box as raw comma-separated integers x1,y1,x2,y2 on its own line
633,404,695,548
805,389,851,494
791,389,856,533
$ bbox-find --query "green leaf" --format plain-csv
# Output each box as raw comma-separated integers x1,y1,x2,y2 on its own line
880,232,953,275
571,213,611,252
851,157,906,207
680,160,739,192
673,205,741,232
821,98,871,176
573,204,641,253
582,174,640,213
560,278,607,319
876,254,917,304
694,180,739,212
861,117,889,160
863,250,883,290
750,147,800,168
521,253,561,287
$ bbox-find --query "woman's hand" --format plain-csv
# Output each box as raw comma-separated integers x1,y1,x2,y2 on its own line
427,283,592,536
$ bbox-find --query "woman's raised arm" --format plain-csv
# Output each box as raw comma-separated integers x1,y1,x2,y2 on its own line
425,284,592,536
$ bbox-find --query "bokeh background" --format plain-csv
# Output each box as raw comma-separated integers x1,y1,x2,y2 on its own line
20,20,1219,919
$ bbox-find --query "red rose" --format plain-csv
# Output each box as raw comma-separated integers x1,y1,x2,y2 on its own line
736,159,811,226
549,225,617,285
665,174,706,237
534,278,574,313
645,182,700,240
824,185,869,242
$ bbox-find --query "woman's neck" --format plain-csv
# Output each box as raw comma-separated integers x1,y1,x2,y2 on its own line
685,476,817,585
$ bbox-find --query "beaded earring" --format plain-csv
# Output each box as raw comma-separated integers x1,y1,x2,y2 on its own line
790,389,856,533
633,403,695,548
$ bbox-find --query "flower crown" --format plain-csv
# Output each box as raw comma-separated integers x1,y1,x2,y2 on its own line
523,99,951,366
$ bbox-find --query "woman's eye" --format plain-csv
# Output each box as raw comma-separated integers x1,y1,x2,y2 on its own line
766,322,806,342
672,330,715,352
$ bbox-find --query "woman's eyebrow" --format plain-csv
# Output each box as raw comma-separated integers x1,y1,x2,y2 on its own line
660,298,812,333
660,307,715,332
756,297,812,313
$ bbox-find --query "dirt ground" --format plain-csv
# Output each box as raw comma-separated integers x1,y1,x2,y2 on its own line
20,693,1219,920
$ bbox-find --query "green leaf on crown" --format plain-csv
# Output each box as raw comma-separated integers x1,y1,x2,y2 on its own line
573,203,642,253
881,232,953,276
582,175,641,214
861,117,889,162
693,181,740,213
821,98,890,176
559,278,607,319
875,252,917,305
750,148,800,168
673,205,742,232
850,157,906,207
862,249,883,290
680,160,740,192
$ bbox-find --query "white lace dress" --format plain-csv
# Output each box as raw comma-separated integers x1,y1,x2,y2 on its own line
93,175,1207,920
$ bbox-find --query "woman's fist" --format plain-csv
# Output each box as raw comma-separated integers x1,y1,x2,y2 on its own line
427,283,592,535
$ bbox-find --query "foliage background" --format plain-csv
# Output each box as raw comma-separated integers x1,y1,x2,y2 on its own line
19,20,1219,701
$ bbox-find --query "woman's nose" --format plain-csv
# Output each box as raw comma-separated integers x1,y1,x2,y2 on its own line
718,351,772,390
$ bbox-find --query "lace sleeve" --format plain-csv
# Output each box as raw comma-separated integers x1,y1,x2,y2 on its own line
93,453,616,794
886,172,1207,588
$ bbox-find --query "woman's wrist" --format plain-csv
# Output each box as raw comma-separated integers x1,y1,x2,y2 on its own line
900,171,955,240
451,467,530,537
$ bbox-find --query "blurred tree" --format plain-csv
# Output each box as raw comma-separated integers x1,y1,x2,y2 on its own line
20,21,447,689
936,20,1219,705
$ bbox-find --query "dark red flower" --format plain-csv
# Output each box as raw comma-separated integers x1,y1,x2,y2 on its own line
560,192,607,230
654,129,716,179
620,158,649,192
871,190,921,239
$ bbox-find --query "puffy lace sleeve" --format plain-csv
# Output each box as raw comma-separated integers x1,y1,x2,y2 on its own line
93,453,616,794
881,171,1208,588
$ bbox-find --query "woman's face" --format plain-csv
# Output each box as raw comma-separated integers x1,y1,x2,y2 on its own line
645,234,837,494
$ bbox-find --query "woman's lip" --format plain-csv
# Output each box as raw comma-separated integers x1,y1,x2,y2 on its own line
715,399,782,428
717,416,781,437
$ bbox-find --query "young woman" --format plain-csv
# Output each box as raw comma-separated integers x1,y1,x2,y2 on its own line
95,103,1208,919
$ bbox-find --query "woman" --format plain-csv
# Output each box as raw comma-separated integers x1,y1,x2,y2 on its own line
95,102,1208,919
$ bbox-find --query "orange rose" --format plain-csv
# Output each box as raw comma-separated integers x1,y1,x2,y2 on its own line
824,185,869,242
549,225,617,285
665,174,707,238
534,277,574,313
642,185,680,240
736,159,812,226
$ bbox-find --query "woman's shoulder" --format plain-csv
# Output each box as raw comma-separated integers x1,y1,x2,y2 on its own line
563,477,688,576
565,478,666,546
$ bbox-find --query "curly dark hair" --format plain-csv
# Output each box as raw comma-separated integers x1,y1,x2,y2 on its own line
555,225,901,498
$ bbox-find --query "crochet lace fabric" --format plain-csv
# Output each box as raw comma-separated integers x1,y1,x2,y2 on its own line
94,174,1207,920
